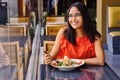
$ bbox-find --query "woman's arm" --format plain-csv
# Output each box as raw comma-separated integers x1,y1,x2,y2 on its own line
44,27,66,64
50,27,66,60
82,37,105,66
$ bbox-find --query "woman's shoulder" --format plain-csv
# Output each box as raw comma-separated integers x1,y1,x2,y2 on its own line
59,27,67,33
57,27,67,37
55,27,67,42
95,35,101,41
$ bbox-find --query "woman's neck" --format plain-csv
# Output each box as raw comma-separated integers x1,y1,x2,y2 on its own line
75,28,84,37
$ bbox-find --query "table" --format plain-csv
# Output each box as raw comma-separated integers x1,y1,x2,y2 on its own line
0,36,30,73
39,64,120,80
105,50,120,78
0,36,28,47
0,65,17,80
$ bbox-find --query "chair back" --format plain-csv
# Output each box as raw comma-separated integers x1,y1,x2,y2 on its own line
1,41,23,80
43,41,54,53
46,24,66,36
10,17,29,23
107,6,120,33
0,25,26,36
1,42,20,64
46,16,65,23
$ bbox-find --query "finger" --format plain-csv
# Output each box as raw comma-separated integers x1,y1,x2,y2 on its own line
44,58,52,64
44,54,51,57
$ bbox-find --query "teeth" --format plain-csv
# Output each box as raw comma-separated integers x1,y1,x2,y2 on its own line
72,22,77,25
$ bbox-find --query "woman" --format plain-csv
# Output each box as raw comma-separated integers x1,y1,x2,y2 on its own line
44,2,105,66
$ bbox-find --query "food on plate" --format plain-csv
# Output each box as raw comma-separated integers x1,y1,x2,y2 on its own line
51,60,58,66
51,56,82,66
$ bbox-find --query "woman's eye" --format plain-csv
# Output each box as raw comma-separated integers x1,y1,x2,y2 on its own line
74,13,81,17
68,13,81,18
68,14,73,18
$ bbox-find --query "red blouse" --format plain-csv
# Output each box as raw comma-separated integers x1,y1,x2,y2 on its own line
56,36,96,59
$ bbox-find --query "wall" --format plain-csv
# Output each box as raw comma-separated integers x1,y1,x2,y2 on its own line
2,0,18,17
97,0,120,43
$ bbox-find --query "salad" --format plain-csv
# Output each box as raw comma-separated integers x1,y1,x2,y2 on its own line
51,56,82,66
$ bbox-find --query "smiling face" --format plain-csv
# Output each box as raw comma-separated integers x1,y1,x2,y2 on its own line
68,7,83,29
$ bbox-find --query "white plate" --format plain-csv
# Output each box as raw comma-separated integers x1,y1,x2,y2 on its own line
51,59,85,71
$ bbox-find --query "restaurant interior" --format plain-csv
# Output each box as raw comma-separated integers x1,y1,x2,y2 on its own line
0,0,120,80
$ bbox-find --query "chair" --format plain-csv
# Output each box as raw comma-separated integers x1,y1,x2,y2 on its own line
46,16,65,23
43,41,55,53
1,41,23,80
0,25,27,36
106,6,120,54
46,24,66,36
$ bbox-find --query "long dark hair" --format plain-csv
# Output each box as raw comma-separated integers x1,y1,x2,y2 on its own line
64,2,101,46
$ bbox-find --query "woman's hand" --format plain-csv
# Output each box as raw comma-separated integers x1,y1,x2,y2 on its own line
44,53,52,65
2,55,10,66
0,55,10,66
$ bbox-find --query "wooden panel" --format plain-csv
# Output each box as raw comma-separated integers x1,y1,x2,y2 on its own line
46,24,66,36
46,16,65,23
0,25,26,36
